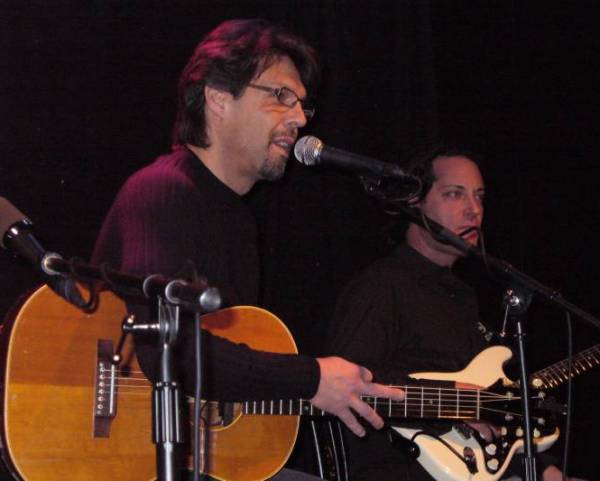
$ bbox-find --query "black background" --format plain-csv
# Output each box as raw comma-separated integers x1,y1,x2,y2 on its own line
1,2,599,479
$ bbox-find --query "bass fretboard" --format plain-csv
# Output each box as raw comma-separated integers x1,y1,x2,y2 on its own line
531,343,600,389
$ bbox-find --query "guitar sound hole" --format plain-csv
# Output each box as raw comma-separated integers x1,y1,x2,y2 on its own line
186,398,242,427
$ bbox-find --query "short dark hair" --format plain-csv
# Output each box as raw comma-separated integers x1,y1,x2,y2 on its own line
172,19,319,148
406,143,483,202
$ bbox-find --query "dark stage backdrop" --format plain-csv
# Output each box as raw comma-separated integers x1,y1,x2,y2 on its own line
1,1,599,479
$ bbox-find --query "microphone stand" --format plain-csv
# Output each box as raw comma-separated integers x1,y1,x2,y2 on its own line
40,256,221,481
392,204,600,481
152,297,183,481
503,286,537,480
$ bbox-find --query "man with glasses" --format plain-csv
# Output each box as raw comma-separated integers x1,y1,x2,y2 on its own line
92,18,403,480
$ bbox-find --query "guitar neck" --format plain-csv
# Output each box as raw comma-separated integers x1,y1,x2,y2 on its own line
531,343,600,389
242,385,481,421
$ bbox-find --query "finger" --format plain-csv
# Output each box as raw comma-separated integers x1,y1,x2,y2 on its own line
364,383,405,401
351,398,384,430
336,409,366,437
360,366,373,382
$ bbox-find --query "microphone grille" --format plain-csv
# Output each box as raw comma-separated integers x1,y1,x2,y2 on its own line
294,135,323,166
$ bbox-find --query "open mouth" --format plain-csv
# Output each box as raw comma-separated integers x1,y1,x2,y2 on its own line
271,136,295,155
272,142,291,155
458,226,479,239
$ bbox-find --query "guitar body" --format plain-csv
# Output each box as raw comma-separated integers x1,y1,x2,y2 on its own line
393,346,560,481
0,285,300,481
409,345,514,387
0,285,154,481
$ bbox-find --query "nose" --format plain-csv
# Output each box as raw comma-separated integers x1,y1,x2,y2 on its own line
465,195,483,220
285,101,307,129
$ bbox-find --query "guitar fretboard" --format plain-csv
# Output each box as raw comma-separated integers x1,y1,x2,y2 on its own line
531,343,600,389
242,385,481,420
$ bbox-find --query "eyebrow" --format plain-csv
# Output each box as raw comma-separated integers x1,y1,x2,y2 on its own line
441,183,485,191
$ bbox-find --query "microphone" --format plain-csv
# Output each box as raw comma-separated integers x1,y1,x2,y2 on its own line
294,136,421,186
0,197,84,306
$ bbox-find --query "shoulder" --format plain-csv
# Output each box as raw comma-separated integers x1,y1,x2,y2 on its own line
350,250,414,287
122,151,196,198
112,151,204,216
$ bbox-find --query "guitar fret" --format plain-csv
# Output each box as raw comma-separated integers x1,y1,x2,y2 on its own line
538,372,551,388
546,368,560,386
455,389,459,418
476,389,480,419
420,386,424,418
558,365,571,380
289,399,293,415
279,399,283,415
438,388,441,418
549,368,562,383
404,386,407,418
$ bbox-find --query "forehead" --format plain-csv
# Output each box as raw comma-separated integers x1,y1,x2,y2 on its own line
432,155,484,187
254,55,306,97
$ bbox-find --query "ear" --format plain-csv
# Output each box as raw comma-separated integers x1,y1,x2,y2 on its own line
204,85,231,118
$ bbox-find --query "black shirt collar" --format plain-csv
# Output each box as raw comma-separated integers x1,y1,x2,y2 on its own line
175,145,244,207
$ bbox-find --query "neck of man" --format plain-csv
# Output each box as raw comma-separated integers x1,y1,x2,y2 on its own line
187,143,256,196
406,223,459,268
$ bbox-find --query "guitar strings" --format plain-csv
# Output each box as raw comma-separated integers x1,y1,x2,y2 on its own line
109,374,526,404
104,375,537,419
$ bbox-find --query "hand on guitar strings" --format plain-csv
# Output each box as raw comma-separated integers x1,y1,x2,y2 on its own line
312,357,405,437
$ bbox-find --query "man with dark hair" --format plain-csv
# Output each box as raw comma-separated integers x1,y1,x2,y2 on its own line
172,18,319,150
92,18,403,480
327,146,570,480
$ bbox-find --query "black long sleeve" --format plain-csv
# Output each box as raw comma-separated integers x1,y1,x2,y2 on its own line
92,147,320,401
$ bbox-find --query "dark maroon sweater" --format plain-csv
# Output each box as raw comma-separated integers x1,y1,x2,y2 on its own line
92,146,319,401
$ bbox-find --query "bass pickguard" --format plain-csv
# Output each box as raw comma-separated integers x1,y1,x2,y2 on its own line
392,346,560,481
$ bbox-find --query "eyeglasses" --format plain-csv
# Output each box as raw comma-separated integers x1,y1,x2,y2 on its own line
247,84,315,121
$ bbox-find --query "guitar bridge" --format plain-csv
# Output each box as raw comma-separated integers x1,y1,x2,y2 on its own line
93,339,118,438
